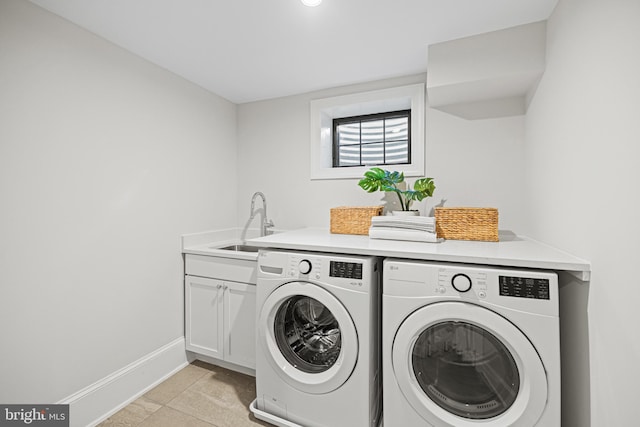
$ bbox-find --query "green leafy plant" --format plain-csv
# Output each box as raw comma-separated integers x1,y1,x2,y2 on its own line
358,167,436,211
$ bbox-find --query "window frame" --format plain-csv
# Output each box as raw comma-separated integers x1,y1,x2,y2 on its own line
310,83,425,180
332,109,411,168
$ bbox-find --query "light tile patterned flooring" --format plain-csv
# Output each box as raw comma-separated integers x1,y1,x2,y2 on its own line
98,360,270,427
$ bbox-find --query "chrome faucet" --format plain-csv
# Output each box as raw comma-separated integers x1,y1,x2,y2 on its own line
250,191,274,236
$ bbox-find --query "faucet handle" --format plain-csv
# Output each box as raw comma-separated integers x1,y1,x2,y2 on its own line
263,218,275,234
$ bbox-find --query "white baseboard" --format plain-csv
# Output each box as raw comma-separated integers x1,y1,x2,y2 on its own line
59,337,188,427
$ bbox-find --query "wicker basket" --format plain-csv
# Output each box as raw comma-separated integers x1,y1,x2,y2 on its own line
435,207,499,242
330,206,384,235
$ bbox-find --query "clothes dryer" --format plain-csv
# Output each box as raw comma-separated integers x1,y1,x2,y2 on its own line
251,249,381,427
383,259,560,427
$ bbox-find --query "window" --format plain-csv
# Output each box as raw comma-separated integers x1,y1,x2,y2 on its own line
310,83,425,180
333,110,411,167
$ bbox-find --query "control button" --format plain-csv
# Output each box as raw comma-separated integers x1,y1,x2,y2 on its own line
298,260,312,275
437,286,446,294
451,273,472,292
478,291,487,299
315,273,321,280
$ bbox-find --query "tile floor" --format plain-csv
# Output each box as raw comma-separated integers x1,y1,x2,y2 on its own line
98,360,270,427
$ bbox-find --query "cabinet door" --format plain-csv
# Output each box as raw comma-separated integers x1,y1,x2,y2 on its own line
185,275,224,359
223,281,257,369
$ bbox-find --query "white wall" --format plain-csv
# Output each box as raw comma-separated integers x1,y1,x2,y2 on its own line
526,0,640,425
0,0,237,404
236,75,527,233
6,2,631,425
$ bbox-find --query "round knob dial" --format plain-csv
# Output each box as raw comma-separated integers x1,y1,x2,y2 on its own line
298,260,312,275
451,273,472,292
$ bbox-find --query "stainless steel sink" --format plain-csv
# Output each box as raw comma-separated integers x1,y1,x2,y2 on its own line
217,244,260,253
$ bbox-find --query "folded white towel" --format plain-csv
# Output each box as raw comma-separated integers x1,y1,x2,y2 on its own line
370,222,435,232
370,216,436,232
371,215,435,225
368,227,440,243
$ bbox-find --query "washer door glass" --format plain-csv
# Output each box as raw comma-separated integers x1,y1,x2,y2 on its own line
392,302,548,426
258,281,359,394
412,321,519,419
274,295,341,373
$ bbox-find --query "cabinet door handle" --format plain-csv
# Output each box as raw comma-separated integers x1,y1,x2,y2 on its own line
216,284,222,289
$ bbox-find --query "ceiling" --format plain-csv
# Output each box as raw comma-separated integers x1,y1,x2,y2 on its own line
29,0,559,104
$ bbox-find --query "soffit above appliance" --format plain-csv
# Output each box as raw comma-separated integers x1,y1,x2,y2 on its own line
427,21,547,119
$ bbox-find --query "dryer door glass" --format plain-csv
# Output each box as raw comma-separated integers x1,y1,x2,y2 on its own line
412,321,520,419
274,295,341,373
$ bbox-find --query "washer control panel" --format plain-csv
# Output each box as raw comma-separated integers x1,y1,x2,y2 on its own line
451,273,472,292
298,259,312,275
289,257,321,279
330,261,363,280
278,252,374,291
292,259,364,280
499,275,550,300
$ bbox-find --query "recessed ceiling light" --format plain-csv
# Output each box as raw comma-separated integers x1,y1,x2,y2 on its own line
301,0,322,7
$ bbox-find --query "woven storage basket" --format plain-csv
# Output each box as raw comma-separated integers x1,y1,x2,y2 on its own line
435,207,499,242
330,206,384,235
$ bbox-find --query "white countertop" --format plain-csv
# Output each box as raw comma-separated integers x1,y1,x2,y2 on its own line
247,227,591,281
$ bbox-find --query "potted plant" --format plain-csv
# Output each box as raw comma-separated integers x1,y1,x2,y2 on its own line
358,167,436,215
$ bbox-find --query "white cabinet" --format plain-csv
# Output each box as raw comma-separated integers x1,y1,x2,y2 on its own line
185,275,224,359
184,254,257,371
223,281,257,368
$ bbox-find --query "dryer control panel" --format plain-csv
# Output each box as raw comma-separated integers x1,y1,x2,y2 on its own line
383,259,558,316
438,269,488,298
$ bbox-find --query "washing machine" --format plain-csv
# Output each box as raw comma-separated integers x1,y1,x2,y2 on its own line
250,249,381,427
382,259,560,427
